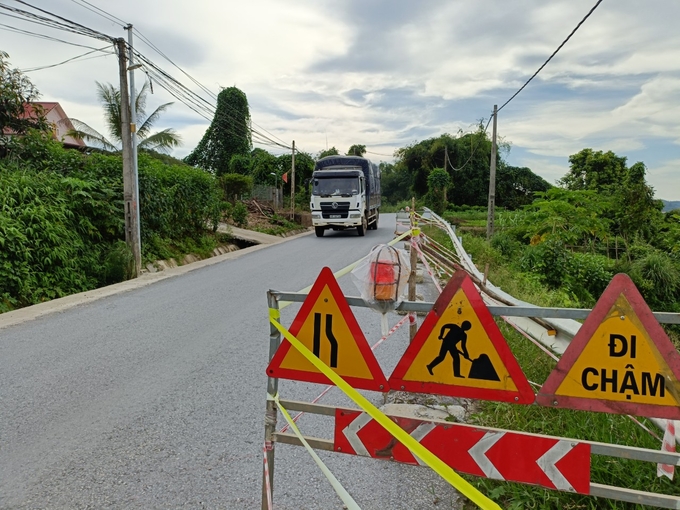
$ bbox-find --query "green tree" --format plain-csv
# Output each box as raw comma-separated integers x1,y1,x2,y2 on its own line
426,167,450,214
250,148,279,185
346,144,366,156
615,162,663,244
515,188,610,247
68,81,181,152
0,51,48,138
559,148,628,193
317,147,339,159
185,86,252,175
496,165,551,209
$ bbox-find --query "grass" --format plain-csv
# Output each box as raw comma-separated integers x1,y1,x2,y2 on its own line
143,232,234,265
421,225,679,508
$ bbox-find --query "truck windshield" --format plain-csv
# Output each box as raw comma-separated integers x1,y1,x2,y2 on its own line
313,177,360,197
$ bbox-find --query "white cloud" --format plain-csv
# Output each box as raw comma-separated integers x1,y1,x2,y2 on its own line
2,0,680,197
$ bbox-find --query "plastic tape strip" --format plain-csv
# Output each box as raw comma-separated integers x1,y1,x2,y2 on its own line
280,229,413,309
274,394,362,510
269,319,500,510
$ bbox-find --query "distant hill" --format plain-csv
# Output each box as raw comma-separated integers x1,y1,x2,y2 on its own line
661,200,680,212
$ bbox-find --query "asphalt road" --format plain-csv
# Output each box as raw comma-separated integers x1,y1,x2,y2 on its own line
1,214,460,509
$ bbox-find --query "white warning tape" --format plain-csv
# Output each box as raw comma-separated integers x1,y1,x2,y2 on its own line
263,441,273,510
274,394,362,510
658,420,676,479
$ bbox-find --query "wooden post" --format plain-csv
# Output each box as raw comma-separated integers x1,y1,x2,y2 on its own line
290,140,295,220
408,197,418,342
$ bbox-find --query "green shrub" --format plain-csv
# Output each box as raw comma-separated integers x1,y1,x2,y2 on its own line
490,232,522,259
519,239,572,289
631,250,680,308
232,201,248,227
219,172,253,200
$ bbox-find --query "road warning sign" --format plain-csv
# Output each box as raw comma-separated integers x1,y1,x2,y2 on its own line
388,271,535,403
267,267,388,391
537,273,680,418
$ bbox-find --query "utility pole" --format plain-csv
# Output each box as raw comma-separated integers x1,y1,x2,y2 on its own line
116,38,141,276
290,140,296,220
125,26,142,276
443,146,449,202
486,104,498,241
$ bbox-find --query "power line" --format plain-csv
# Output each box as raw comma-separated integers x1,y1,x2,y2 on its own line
20,44,112,72
448,115,493,172
8,0,115,42
497,0,604,113
68,0,127,27
0,22,107,49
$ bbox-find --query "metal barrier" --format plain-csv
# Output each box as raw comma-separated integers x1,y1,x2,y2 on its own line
262,282,680,509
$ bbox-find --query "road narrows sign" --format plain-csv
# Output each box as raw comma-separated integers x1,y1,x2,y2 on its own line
536,273,680,418
267,267,388,391
388,270,535,403
334,410,591,494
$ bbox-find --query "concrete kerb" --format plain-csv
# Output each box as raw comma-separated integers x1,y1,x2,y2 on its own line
0,228,314,331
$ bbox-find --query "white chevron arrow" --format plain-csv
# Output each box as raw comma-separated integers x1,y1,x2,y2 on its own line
468,431,505,480
342,412,372,456
342,414,437,463
537,440,575,492
409,422,436,466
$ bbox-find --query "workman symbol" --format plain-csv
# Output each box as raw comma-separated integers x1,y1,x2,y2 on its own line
426,320,500,381
313,312,339,368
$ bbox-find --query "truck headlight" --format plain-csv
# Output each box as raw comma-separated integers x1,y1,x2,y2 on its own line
312,213,322,219
349,213,361,218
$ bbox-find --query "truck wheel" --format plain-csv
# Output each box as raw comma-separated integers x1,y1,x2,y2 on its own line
315,226,325,237
357,216,366,236
369,210,379,230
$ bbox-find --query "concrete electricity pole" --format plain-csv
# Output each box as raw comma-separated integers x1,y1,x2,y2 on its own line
486,105,498,241
115,38,141,276
290,140,296,219
125,26,142,275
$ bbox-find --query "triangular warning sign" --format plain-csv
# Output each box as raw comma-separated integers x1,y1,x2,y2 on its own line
388,270,534,403
537,273,680,418
267,267,388,391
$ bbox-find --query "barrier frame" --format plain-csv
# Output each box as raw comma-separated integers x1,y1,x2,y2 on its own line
262,289,680,509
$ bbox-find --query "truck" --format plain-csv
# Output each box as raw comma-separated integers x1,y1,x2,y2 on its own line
309,155,381,237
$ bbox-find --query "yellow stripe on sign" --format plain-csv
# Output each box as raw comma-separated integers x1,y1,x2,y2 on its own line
279,230,413,310
269,317,500,510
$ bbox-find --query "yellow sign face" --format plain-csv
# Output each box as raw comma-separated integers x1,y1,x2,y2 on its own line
555,295,680,405
402,288,517,391
267,266,388,391
279,285,372,379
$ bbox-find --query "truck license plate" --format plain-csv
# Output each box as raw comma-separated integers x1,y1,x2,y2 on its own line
330,214,341,219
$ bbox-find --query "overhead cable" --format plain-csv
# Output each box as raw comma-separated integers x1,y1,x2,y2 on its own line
497,0,604,112
20,45,113,72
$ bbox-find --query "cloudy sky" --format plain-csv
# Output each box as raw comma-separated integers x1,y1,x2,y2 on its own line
2,0,679,199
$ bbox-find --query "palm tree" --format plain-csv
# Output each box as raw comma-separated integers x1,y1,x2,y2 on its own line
68,81,181,152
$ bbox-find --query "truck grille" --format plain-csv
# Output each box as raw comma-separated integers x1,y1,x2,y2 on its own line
320,201,350,219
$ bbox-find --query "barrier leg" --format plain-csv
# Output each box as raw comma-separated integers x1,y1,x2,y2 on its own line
262,292,280,510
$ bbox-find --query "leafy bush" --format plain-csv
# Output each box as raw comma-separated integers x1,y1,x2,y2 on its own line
232,201,248,227
490,232,522,259
219,173,253,201
630,250,680,308
563,252,614,305
519,239,572,289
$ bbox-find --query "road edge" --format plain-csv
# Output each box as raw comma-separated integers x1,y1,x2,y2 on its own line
0,229,313,330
